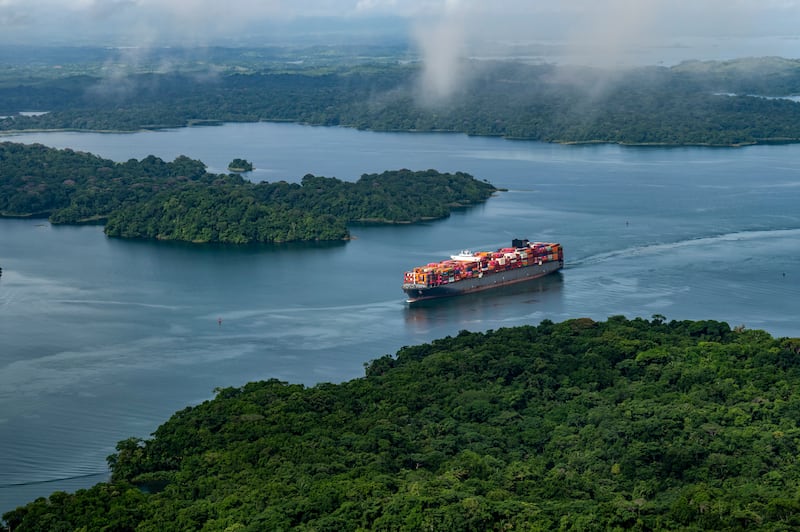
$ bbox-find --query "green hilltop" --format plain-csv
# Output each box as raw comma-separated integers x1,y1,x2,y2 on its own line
5,316,800,530
0,142,497,244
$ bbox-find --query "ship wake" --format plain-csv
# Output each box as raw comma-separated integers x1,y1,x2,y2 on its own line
571,227,800,268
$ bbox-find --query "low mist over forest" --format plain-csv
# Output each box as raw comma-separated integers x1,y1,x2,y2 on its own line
2,45,800,146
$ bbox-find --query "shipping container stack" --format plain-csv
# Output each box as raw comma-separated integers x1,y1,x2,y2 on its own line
403,241,562,289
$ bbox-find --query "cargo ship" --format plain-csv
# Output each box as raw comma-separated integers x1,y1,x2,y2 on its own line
402,239,563,303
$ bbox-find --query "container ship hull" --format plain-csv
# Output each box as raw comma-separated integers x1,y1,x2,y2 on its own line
402,239,564,304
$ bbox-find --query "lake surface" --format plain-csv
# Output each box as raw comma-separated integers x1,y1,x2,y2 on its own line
2,122,799,512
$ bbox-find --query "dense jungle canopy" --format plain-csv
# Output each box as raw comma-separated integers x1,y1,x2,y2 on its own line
2,47,800,146
4,316,800,530
0,142,497,243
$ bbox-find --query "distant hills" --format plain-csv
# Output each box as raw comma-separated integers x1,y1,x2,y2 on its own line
1,48,800,146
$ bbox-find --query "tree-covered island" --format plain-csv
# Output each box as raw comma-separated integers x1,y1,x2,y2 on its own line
4,316,800,530
228,158,253,172
0,142,497,244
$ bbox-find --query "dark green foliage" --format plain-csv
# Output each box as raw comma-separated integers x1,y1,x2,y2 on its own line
227,158,253,172
297,169,495,223
2,484,147,532
4,56,800,145
6,317,800,530
0,142,496,243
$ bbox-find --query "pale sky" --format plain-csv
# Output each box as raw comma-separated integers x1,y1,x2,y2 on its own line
1,0,799,65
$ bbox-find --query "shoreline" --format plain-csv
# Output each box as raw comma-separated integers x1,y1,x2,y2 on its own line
2,120,800,149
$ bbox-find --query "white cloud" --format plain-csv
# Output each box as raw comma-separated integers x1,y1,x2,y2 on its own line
412,3,467,102
403,0,800,98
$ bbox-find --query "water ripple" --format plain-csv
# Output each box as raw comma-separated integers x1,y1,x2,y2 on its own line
570,228,800,267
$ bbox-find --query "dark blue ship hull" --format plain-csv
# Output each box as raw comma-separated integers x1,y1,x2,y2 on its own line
403,259,563,303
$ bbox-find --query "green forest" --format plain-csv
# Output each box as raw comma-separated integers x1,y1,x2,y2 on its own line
4,316,800,531
0,142,497,243
2,49,800,146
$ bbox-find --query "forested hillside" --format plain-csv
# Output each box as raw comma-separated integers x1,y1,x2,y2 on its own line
5,316,800,530
2,51,800,146
0,142,497,243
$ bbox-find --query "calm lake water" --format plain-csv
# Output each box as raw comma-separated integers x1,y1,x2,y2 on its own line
1,122,799,512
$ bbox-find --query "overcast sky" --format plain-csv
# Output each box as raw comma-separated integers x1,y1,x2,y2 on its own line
2,0,799,64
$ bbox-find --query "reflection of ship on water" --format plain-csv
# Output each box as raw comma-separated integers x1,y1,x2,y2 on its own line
404,271,565,328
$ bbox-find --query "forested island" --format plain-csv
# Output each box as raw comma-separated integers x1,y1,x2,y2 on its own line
1,46,800,146
0,142,497,243
227,159,253,173
4,316,800,530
